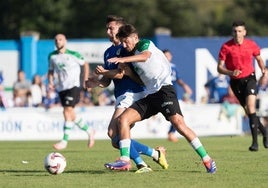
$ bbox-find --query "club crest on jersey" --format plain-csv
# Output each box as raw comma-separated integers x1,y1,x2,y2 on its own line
57,63,65,70
116,48,121,56
251,89,255,94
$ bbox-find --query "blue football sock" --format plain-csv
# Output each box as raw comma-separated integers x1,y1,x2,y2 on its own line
130,141,144,165
112,136,153,165
168,124,176,134
131,139,153,156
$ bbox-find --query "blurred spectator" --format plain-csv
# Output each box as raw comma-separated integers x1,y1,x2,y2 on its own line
25,90,33,107
204,74,229,103
30,74,47,107
13,70,31,107
182,93,194,104
256,74,268,115
219,86,242,121
256,74,268,127
90,87,113,106
162,49,193,142
0,70,7,109
42,87,60,109
77,90,94,107
163,49,193,101
222,86,240,104
257,74,268,95
0,95,5,109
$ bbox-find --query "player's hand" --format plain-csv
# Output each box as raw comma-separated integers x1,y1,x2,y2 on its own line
232,69,242,77
119,64,130,75
95,65,107,75
85,77,99,88
107,57,123,64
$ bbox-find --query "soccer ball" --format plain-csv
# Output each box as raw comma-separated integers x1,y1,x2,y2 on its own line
44,152,66,175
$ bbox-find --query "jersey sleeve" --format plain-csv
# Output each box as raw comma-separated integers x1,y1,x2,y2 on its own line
218,44,228,61
136,39,150,52
67,50,85,65
251,40,261,56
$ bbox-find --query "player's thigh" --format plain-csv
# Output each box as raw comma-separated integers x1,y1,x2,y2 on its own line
246,94,257,113
107,108,126,137
118,107,141,126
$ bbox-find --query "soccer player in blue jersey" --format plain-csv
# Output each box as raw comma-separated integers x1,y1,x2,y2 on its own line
86,15,168,173
162,49,193,142
204,74,229,104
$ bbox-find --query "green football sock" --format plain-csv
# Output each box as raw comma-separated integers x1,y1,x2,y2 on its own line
190,137,210,161
63,121,74,141
119,139,131,160
75,118,89,131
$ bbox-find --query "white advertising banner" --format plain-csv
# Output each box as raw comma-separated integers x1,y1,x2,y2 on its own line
0,103,243,141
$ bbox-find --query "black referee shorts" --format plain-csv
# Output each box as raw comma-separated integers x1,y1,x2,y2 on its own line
230,72,257,107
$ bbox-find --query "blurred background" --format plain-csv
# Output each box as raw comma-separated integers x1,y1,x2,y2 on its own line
0,0,267,140
1,0,268,39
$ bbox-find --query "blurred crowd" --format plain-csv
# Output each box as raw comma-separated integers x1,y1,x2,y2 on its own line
0,70,115,110
1,69,268,120
203,72,268,126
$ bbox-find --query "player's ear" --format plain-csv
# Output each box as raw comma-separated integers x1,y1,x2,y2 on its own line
133,33,139,41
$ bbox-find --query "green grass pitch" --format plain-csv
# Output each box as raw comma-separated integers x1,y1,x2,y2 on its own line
0,136,268,188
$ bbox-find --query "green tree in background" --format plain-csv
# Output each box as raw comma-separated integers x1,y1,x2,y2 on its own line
0,0,72,39
0,0,267,39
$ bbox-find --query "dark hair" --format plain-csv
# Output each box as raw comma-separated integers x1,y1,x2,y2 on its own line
116,24,138,39
106,15,125,25
162,49,170,53
232,20,246,27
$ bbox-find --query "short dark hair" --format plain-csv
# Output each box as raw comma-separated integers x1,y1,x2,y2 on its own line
162,49,170,53
116,24,138,39
232,20,246,27
106,15,125,25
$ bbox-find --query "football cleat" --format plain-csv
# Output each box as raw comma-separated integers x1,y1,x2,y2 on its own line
135,164,153,174
104,159,131,171
153,146,169,169
263,136,268,148
249,143,258,151
203,159,217,174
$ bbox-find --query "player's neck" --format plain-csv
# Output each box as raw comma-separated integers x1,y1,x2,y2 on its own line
113,40,121,46
57,47,66,54
234,38,244,45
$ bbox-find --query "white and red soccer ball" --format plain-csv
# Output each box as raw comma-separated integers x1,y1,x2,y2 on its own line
44,152,66,175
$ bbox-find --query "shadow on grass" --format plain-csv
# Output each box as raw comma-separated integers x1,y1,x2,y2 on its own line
0,168,203,176
65,170,107,174
0,169,109,176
